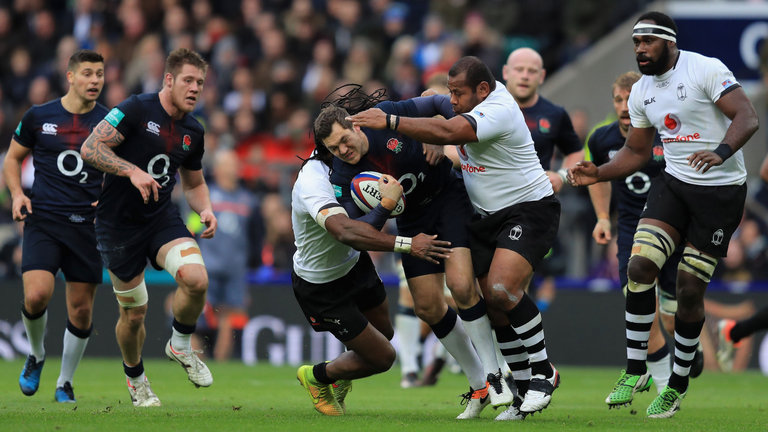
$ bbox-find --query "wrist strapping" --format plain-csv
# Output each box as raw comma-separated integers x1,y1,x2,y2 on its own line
713,143,733,161
394,236,412,254
557,168,568,184
387,114,399,130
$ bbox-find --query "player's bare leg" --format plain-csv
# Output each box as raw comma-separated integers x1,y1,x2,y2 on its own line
157,238,212,387
111,270,160,407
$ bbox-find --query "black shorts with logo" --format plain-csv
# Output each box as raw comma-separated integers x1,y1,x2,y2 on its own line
22,213,103,283
395,176,473,279
95,211,193,281
641,172,746,258
469,194,560,278
291,251,386,342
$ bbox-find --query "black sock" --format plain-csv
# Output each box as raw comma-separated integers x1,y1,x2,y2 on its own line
313,362,334,385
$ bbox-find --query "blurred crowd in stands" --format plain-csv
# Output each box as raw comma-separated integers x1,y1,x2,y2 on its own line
1,0,768,289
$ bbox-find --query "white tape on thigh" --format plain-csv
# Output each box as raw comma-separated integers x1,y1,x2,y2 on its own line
113,280,148,308
164,240,205,278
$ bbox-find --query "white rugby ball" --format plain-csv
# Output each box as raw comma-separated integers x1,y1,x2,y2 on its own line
350,171,405,216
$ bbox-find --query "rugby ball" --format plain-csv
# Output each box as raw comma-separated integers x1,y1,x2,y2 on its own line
350,171,406,216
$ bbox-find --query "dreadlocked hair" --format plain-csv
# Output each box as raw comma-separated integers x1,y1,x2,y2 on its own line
299,84,388,170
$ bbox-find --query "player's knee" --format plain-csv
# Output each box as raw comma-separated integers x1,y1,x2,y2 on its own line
678,246,717,284
626,256,658,288
628,224,675,284
444,278,474,303
68,303,93,326
371,344,397,373
164,240,206,280
413,301,443,323
485,282,522,308
176,267,208,298
113,281,148,309
23,291,50,313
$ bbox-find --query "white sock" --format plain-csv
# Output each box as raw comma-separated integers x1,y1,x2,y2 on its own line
439,318,485,390
57,327,90,387
22,309,47,361
395,313,421,374
647,353,671,393
462,314,500,376
171,327,191,352
127,373,147,387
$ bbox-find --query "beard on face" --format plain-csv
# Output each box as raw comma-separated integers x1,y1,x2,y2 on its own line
637,44,670,75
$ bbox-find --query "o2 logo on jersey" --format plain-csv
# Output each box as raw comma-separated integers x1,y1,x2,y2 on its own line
57,150,89,183
182,134,191,151
147,154,172,187
663,113,682,134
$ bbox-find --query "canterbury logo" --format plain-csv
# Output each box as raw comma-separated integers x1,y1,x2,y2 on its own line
146,121,161,135
42,123,58,135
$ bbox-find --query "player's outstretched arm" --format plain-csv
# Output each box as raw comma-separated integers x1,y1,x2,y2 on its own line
3,139,33,221
570,126,655,186
346,109,476,146
180,167,216,238
324,214,451,263
81,120,160,204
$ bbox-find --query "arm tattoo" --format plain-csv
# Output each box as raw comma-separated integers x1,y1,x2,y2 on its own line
81,120,137,176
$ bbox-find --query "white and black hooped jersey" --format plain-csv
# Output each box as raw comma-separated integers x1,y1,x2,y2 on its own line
458,82,552,214
291,159,360,284
628,50,745,186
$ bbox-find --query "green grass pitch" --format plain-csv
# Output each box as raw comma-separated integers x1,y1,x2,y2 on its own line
1,358,767,431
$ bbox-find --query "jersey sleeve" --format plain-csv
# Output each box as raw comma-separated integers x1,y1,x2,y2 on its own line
13,108,37,148
555,109,582,155
182,128,205,171
104,95,142,138
465,103,505,142
628,82,652,129
376,95,454,119
586,128,606,165
299,164,342,221
698,56,740,102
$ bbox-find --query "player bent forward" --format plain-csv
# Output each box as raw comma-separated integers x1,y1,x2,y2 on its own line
292,146,451,416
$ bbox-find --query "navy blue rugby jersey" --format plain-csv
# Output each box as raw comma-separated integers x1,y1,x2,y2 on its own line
521,96,581,170
14,99,108,222
587,121,665,228
97,93,204,227
329,100,456,219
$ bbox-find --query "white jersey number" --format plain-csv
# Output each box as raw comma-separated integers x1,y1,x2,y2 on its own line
57,150,88,183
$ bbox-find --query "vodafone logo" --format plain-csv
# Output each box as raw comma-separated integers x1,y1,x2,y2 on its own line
461,162,486,173
663,113,682,134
